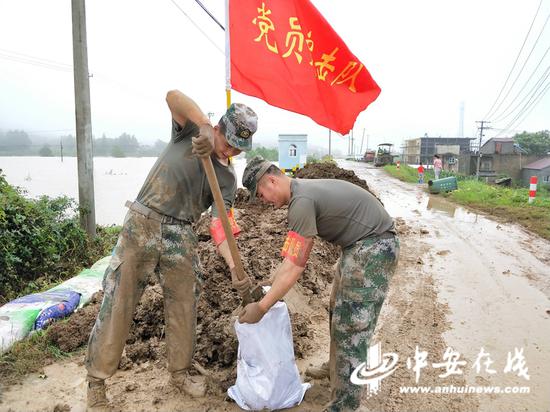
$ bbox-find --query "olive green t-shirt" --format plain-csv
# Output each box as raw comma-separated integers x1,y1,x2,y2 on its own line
136,119,236,222
288,179,395,248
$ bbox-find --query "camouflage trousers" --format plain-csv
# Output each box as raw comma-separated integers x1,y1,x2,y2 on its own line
85,209,203,380
327,233,399,411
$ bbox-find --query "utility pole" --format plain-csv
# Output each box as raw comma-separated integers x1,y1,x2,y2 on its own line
60,138,64,162
475,120,490,181
72,0,96,238
328,129,332,157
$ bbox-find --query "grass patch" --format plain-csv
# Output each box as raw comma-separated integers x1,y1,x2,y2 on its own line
384,164,420,183
383,165,550,240
448,180,550,240
384,164,461,183
0,330,73,386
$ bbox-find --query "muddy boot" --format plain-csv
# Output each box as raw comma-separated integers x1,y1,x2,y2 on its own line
169,370,207,398
305,361,330,379
86,378,110,412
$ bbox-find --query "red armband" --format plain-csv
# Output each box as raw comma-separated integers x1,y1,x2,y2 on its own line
210,208,241,246
281,231,313,267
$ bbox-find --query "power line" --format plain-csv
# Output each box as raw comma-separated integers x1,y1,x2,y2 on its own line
495,77,550,137
507,81,550,132
0,48,159,104
488,10,550,121
0,48,72,68
0,52,72,73
168,0,224,54
193,0,225,31
483,0,544,120
492,64,550,125
491,44,550,122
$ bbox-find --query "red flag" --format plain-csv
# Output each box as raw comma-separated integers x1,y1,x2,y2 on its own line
229,0,381,134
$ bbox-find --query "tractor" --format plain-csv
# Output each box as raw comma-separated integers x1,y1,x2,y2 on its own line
374,143,395,167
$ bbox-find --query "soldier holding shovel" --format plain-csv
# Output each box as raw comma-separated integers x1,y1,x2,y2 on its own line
86,90,258,410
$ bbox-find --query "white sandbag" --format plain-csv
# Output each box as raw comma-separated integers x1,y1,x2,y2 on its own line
50,255,111,307
227,301,310,411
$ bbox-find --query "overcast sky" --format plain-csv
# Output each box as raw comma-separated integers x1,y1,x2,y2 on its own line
0,0,549,155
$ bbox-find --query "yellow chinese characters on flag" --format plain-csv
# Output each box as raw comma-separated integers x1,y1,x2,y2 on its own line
229,0,381,134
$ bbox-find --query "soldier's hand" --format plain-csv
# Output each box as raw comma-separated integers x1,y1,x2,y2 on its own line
192,124,214,158
238,302,267,324
230,267,252,294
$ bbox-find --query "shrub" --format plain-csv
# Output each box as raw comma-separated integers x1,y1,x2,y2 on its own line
0,172,119,303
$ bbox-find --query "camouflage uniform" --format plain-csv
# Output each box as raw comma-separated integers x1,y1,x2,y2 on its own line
86,102,257,381
86,209,203,378
328,233,399,411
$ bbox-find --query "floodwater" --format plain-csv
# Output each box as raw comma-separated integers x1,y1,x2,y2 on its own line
0,156,249,225
340,160,550,412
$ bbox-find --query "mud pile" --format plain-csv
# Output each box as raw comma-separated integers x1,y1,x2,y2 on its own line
47,189,339,377
47,163,376,378
294,161,371,192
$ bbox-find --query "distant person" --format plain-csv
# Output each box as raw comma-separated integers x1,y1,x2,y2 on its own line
239,156,399,411
433,154,442,180
85,90,258,410
418,163,425,184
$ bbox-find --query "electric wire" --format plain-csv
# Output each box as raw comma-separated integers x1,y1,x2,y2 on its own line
168,0,224,54
483,0,544,120
491,44,550,122
492,64,550,128
193,0,225,31
488,11,550,121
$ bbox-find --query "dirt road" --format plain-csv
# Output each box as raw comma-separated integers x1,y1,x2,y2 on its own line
343,161,550,412
1,162,548,412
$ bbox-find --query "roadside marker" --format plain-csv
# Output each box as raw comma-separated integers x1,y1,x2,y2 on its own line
528,176,537,203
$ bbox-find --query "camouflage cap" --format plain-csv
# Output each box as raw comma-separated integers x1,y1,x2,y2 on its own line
242,155,273,199
220,103,258,152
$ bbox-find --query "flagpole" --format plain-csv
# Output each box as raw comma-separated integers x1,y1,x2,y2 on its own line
225,0,231,109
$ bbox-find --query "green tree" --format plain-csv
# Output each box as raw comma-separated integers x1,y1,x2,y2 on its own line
94,133,112,156
514,130,550,155
39,144,54,157
116,133,139,155
111,145,125,158
154,139,168,152
60,134,76,156
245,146,278,161
0,130,32,154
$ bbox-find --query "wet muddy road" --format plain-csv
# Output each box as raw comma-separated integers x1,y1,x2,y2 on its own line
340,161,550,412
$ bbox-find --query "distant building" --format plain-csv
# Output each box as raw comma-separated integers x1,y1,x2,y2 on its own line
402,136,474,171
458,137,546,183
480,137,521,155
522,158,550,187
278,134,307,170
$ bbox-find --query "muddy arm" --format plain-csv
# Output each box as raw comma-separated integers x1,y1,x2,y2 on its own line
258,258,305,313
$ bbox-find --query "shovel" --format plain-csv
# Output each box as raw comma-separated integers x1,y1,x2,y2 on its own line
201,156,263,306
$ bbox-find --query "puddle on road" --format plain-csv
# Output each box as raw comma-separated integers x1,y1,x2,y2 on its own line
427,196,456,217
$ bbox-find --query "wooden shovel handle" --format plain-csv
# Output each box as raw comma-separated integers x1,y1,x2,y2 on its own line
201,156,252,303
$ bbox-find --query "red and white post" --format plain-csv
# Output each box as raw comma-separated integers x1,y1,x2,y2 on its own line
528,176,537,203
